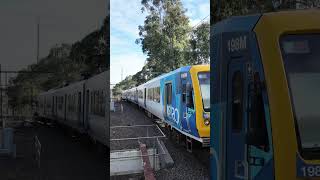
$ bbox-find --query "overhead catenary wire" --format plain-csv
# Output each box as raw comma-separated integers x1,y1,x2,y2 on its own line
191,14,210,30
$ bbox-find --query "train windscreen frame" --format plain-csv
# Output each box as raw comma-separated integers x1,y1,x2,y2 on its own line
198,72,210,112
280,34,320,159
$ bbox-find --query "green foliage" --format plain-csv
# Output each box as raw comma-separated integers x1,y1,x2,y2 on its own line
113,0,210,96
211,0,320,23
136,0,191,73
7,16,109,109
186,22,210,65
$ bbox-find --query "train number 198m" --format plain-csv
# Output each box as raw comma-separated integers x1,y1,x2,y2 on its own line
227,36,247,52
301,166,320,177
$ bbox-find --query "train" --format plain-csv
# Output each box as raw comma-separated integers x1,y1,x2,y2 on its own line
210,9,320,179
37,71,109,147
122,65,210,150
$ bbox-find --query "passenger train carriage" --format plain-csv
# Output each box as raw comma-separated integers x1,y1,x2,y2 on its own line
122,65,210,147
211,10,320,180
37,71,109,147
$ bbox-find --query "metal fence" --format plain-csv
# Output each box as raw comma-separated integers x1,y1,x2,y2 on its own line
110,124,167,176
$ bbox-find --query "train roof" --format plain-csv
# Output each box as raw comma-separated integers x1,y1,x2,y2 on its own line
38,70,108,95
212,9,320,34
123,65,209,92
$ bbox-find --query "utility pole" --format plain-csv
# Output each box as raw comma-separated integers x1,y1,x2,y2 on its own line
37,16,40,64
121,67,123,81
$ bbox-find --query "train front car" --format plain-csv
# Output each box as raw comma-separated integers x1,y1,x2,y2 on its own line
211,10,320,180
161,65,210,147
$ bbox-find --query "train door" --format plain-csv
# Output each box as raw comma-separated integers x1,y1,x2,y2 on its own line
180,72,192,132
144,88,147,108
78,92,81,126
226,60,249,180
164,83,172,118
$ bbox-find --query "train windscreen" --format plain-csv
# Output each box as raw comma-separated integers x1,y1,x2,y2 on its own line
198,72,210,112
280,34,320,157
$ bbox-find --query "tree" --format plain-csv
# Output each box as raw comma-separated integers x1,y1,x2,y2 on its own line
186,22,210,65
211,0,320,23
7,16,109,112
113,0,210,95
136,0,191,74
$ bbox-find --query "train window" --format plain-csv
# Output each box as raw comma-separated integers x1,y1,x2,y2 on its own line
232,71,243,131
154,87,160,103
102,91,105,116
97,91,100,114
148,88,151,100
68,95,71,111
152,88,155,102
58,96,62,110
281,34,320,158
73,94,76,111
95,91,98,114
249,73,269,151
78,92,82,113
100,90,103,114
96,91,98,114
92,92,95,113
90,92,93,113
158,87,160,102
151,88,154,101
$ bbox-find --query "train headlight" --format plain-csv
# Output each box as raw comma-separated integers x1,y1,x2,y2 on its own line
203,112,210,126
204,119,210,126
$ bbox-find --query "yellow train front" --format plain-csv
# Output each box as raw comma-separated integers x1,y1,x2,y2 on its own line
211,9,320,179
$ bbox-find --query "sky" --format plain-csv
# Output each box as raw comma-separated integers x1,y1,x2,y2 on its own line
110,0,210,86
0,0,107,82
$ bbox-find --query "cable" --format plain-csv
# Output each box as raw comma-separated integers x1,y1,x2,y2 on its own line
191,14,210,30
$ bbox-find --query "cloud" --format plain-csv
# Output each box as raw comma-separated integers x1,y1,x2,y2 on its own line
110,0,145,38
199,3,210,18
182,0,210,21
110,51,147,84
110,0,210,85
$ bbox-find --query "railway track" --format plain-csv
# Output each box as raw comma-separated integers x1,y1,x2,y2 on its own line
111,101,209,180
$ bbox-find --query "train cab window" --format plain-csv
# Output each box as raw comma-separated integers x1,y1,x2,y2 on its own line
232,71,243,131
280,34,320,158
249,73,269,151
